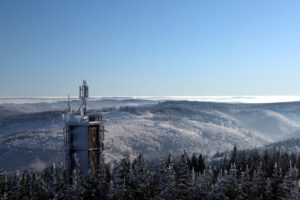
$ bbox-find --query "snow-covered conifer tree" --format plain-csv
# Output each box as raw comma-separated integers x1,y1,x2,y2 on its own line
239,166,250,200
112,153,132,200
131,154,150,199
155,160,176,200
280,161,299,200
214,170,229,200
71,155,86,199
175,153,194,200
249,162,265,199
195,167,214,200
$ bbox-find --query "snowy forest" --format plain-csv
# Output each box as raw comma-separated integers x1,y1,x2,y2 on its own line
1,147,300,200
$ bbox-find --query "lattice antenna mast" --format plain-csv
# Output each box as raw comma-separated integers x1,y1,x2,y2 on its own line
79,80,89,116
67,94,71,113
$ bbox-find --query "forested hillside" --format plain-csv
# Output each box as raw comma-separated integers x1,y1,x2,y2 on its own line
1,147,300,200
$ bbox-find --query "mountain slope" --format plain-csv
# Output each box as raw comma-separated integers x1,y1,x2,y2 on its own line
2,100,300,171
231,109,300,140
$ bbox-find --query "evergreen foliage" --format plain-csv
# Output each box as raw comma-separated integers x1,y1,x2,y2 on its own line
1,146,300,199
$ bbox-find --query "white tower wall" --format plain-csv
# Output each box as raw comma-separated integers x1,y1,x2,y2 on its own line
64,81,104,176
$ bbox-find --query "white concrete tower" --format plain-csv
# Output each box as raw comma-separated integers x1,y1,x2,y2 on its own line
64,81,104,176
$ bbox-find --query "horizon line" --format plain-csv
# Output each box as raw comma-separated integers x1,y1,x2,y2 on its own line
1,96,300,104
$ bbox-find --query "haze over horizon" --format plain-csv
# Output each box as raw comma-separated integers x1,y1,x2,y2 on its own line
1,1,300,96
2,96,300,104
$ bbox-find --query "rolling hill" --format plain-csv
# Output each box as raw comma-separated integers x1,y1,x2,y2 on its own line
1,99,300,171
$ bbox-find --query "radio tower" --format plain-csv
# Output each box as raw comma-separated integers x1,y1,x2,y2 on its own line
63,80,104,177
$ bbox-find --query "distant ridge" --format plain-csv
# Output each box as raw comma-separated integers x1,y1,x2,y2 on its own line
1,96,300,104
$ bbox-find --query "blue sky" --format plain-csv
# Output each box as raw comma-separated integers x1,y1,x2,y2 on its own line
0,0,300,96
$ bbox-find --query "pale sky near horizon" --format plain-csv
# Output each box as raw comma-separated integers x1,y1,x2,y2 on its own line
0,1,300,97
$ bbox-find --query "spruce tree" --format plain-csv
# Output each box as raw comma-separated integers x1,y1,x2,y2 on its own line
195,167,214,200
155,161,176,200
280,162,299,200
198,154,206,174
191,154,199,174
214,170,229,200
0,170,8,200
131,154,150,199
71,156,86,199
239,166,250,200
270,162,283,200
249,162,265,200
112,153,132,200
226,164,239,199
230,145,238,166
175,153,194,200
17,171,30,200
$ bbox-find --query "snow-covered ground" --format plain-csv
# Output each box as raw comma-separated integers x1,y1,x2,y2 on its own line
1,99,300,171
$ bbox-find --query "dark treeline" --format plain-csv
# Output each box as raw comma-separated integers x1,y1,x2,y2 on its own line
1,147,300,200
